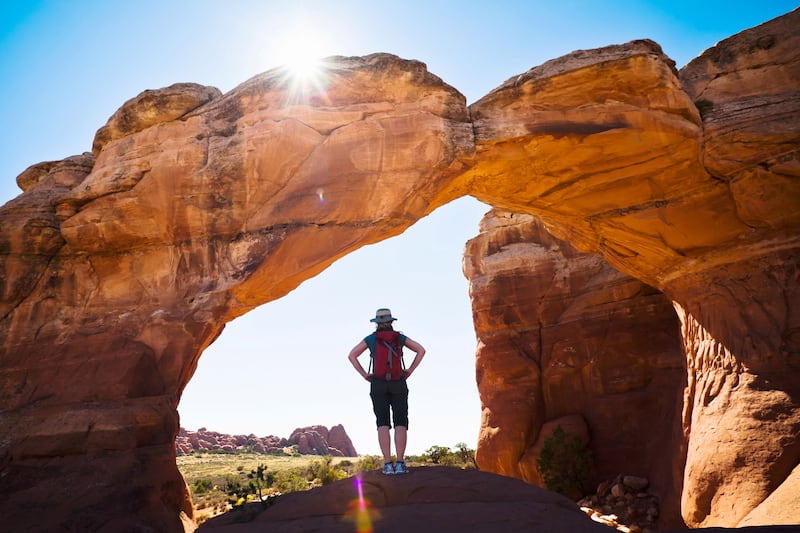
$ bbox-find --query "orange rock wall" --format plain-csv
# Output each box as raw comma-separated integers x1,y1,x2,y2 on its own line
0,55,473,532
0,9,798,532
463,211,687,526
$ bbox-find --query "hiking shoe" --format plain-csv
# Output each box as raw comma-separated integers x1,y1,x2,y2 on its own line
382,462,395,475
394,461,409,475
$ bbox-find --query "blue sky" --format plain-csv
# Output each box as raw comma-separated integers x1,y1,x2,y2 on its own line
1,1,796,456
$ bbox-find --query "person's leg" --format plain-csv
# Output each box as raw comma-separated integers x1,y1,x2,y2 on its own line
394,425,407,462
377,425,392,463
388,379,410,471
370,379,393,469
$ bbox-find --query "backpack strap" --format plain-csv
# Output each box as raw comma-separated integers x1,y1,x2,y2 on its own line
381,339,406,371
365,334,376,375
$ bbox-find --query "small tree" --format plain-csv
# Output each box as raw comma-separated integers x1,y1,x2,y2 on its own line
224,474,249,508
537,425,593,499
309,455,346,486
424,445,452,464
247,463,269,502
454,442,477,469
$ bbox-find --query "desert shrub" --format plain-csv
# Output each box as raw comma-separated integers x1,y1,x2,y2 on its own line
412,443,476,468
192,478,214,494
224,474,249,508
454,442,477,469
309,455,347,486
537,425,593,499
247,463,270,502
273,468,309,493
356,455,382,473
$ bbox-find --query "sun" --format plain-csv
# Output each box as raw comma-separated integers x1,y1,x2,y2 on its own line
284,45,322,80
275,34,332,103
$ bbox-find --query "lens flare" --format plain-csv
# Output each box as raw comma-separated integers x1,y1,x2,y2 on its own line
316,187,324,203
343,474,378,533
275,36,332,106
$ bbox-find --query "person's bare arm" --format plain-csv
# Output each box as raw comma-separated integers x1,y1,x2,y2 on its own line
403,337,426,378
348,340,371,381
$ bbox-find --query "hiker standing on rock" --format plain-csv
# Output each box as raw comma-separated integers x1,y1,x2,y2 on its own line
348,308,426,475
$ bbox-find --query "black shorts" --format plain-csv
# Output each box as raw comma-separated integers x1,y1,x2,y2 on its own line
369,377,409,428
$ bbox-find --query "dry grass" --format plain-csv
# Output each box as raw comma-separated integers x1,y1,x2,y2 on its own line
177,451,356,482
177,452,363,523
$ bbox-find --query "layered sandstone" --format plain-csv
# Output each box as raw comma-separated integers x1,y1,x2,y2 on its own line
464,210,686,527
0,8,798,532
461,10,799,528
0,54,472,532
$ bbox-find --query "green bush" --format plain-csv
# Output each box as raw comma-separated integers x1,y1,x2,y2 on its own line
356,455,382,473
309,455,347,486
413,444,476,468
192,478,214,494
537,425,593,499
273,468,309,493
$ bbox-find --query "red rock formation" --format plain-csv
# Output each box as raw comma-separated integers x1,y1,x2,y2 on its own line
174,425,359,457
669,11,800,528
328,424,358,457
460,10,799,528
174,427,292,456
0,53,472,532
0,9,797,532
464,210,686,527
287,424,357,456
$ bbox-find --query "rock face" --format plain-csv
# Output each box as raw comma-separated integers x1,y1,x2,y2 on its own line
0,9,798,532
670,12,800,529
174,424,356,456
463,210,686,527
288,424,358,457
458,10,799,529
198,466,615,533
0,53,472,533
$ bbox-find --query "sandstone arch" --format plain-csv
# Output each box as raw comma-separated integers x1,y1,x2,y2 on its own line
1,9,798,531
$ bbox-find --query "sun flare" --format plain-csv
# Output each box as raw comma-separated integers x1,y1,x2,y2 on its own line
277,34,331,101
284,47,322,79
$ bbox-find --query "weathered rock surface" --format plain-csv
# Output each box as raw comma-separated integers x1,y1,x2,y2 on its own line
0,53,472,533
0,9,798,532
197,467,797,533
458,10,799,529
175,424,356,456
464,210,686,528
667,10,800,528
198,466,614,533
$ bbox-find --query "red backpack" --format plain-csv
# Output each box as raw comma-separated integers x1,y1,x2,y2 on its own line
369,330,406,381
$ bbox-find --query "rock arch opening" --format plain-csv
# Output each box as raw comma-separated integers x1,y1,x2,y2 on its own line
177,196,489,457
